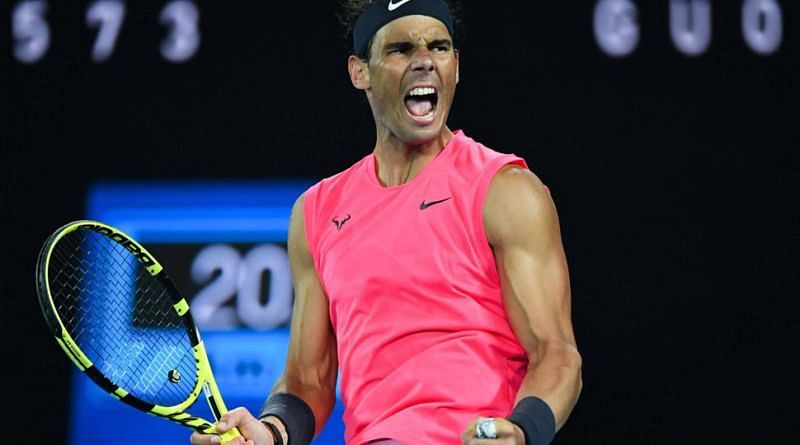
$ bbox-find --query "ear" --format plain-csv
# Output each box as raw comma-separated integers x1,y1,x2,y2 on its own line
348,55,370,91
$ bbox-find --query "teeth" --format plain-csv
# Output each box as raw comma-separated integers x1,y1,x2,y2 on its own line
408,87,436,96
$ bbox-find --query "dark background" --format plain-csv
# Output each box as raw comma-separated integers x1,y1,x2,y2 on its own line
4,1,798,443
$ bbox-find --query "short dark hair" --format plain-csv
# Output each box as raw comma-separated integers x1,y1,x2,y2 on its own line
337,0,464,60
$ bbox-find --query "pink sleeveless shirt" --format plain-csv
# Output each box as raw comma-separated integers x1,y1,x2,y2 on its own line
303,131,529,445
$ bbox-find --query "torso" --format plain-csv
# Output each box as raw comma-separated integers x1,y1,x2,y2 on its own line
303,130,530,445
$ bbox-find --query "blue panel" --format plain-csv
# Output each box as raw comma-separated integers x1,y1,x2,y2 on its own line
85,180,315,243
70,180,347,445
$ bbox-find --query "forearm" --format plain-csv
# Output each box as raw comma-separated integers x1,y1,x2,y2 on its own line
264,193,338,442
270,372,337,435
515,340,582,431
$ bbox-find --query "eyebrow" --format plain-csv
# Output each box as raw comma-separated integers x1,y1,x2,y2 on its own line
383,41,415,52
427,39,453,48
383,39,453,52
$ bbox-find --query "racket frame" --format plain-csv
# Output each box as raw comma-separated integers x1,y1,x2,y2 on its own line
36,220,239,441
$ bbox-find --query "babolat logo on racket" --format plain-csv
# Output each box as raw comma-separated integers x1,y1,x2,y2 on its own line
80,224,157,269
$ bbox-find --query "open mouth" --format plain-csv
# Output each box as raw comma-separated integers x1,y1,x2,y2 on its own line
404,86,439,121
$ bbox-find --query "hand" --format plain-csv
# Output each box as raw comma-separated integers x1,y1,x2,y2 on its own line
461,416,526,445
190,407,277,445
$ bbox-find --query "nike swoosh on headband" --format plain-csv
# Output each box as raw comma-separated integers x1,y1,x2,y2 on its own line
388,0,413,12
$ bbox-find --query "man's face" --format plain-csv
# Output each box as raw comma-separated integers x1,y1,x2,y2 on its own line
361,15,459,145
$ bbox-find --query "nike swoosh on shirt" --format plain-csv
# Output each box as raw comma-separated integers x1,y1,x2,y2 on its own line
388,0,413,12
419,197,451,210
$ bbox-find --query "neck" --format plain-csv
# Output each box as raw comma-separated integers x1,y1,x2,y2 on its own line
373,127,453,187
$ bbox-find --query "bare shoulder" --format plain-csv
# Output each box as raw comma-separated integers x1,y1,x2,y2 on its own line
288,191,311,259
291,191,308,214
288,190,311,230
487,164,550,203
484,164,560,246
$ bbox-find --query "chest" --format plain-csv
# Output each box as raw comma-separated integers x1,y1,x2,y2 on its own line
314,176,495,307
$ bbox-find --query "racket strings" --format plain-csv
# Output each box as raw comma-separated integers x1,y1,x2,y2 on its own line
48,230,199,407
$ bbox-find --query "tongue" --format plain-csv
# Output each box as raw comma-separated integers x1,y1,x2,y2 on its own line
405,97,434,116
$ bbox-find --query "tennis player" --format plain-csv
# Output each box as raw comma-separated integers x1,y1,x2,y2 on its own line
191,1,581,444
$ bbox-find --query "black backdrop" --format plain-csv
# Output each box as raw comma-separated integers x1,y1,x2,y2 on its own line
4,1,798,443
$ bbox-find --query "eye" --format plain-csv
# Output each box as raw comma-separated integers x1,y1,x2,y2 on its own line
431,45,450,54
387,44,413,55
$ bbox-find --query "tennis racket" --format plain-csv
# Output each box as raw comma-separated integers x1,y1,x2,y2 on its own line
35,220,241,443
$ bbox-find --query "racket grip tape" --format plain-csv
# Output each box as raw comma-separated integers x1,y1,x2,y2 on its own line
218,427,242,444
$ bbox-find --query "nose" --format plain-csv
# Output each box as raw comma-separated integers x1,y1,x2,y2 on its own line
409,47,435,73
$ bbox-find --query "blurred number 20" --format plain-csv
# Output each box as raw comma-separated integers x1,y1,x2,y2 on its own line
190,244,294,330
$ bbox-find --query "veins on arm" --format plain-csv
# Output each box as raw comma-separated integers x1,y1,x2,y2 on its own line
483,165,582,430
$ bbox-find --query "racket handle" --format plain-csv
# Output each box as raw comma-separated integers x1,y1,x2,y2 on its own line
219,426,242,444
